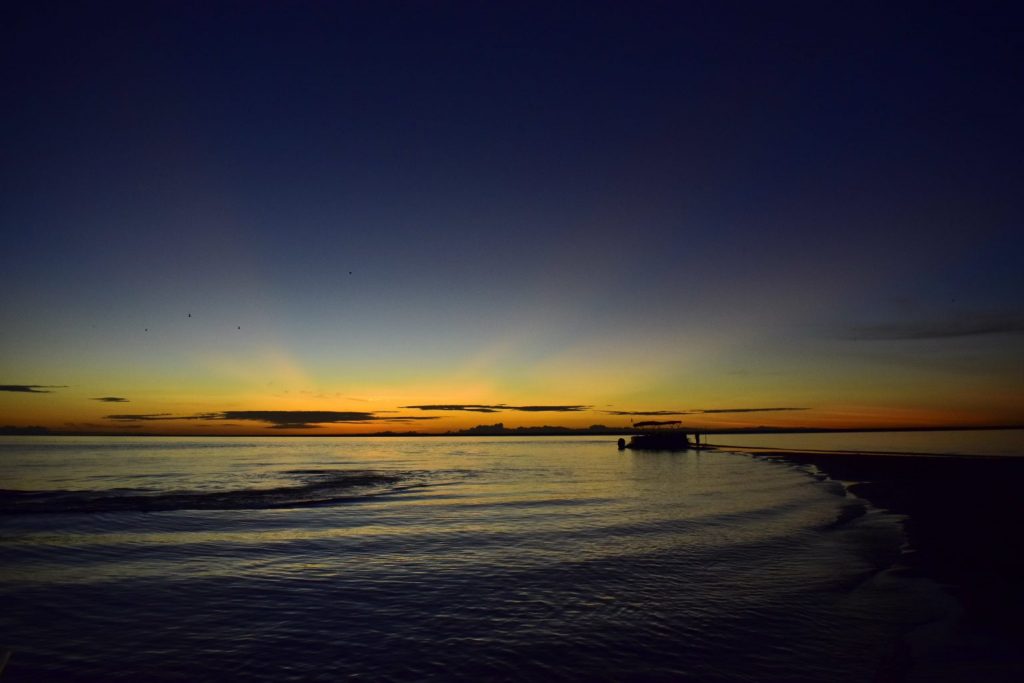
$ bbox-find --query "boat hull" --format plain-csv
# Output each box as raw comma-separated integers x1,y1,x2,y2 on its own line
626,433,691,451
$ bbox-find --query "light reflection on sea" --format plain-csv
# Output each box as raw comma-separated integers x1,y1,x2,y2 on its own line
0,436,951,681
710,428,1024,456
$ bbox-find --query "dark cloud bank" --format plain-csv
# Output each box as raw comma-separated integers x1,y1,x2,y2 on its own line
1,385,66,393
220,411,437,429
101,406,806,431
105,413,178,421
605,408,807,416
105,410,440,430
91,396,129,403
698,407,807,414
604,410,689,416
402,404,590,413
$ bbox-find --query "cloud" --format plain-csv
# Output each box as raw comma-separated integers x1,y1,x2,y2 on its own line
695,407,807,414
217,411,441,429
91,396,129,403
1,384,67,393
402,404,590,413
403,404,502,413
219,410,380,428
846,315,1024,340
604,410,689,416
104,410,441,429
513,405,590,412
407,404,800,416
105,413,178,421
605,407,807,416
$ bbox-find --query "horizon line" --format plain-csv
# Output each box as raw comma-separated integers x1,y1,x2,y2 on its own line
3,424,1024,438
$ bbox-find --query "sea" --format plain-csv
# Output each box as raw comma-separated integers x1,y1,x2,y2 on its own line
2,432,1019,681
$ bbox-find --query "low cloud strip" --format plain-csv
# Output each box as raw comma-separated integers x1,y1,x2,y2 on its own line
847,315,1024,340
104,410,440,429
402,404,590,413
1,385,67,393
605,407,807,416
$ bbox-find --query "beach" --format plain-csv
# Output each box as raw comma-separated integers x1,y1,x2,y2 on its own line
738,447,1024,681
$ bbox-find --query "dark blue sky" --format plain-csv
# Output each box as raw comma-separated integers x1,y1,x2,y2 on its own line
2,1,1023,431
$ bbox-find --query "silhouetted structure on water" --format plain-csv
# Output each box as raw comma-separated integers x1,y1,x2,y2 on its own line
620,420,696,451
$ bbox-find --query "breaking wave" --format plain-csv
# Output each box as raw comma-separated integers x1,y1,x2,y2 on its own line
0,469,414,514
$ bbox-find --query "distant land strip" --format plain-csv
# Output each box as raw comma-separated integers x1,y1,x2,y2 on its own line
3,424,1023,437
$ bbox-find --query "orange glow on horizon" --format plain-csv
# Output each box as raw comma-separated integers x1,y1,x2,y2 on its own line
3,396,1021,436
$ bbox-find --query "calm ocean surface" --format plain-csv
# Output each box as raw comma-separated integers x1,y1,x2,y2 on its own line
0,435,984,681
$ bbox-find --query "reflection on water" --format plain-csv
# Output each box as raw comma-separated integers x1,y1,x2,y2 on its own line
0,436,950,681
711,429,1024,456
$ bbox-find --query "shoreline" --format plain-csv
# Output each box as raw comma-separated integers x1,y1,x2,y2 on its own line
727,446,1024,681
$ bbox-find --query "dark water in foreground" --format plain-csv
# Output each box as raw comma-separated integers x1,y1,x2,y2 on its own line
0,436,959,681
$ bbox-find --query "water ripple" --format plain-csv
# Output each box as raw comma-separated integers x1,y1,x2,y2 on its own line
0,469,414,514
0,437,951,682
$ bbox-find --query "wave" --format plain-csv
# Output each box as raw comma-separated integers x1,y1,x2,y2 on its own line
0,469,411,514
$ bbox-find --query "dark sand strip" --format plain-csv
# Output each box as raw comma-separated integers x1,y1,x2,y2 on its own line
730,447,1024,681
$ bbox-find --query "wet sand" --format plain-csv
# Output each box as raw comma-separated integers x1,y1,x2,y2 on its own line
738,447,1024,681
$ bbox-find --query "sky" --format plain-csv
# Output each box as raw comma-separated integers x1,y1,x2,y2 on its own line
2,1,1023,435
